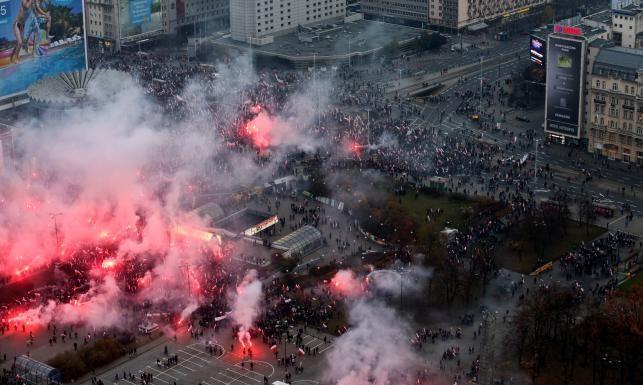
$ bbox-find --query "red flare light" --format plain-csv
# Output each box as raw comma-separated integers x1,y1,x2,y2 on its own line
243,112,273,150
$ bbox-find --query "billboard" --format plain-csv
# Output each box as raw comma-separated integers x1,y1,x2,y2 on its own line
0,0,87,100
118,0,162,41
545,35,585,138
530,35,545,66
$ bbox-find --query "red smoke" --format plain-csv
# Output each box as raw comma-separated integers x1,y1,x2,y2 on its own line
330,270,365,298
243,112,273,150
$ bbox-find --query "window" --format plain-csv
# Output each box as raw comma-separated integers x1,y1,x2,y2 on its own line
613,83,619,91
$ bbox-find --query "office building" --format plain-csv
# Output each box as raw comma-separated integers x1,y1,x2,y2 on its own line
231,0,347,44
162,0,229,38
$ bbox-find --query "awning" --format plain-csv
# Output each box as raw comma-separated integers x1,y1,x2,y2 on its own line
467,22,489,32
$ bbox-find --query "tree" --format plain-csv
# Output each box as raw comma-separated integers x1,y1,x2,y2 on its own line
412,32,447,52
578,196,597,235
509,286,580,384
583,285,643,385
380,40,400,58
432,249,462,307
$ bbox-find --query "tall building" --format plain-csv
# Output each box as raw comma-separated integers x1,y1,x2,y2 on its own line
230,0,347,44
361,0,544,31
86,0,229,52
85,0,118,51
587,46,643,165
162,0,229,38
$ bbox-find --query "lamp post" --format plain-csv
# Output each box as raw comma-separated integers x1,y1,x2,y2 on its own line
49,212,62,255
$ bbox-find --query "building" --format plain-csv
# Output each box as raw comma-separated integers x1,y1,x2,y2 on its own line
612,2,643,48
14,355,63,385
360,0,428,26
162,0,229,38
587,46,643,165
273,225,323,258
360,0,544,31
230,0,347,44
85,0,118,51
86,0,228,52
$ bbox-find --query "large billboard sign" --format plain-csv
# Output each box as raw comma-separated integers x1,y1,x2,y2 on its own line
0,0,87,100
545,35,585,138
118,0,162,41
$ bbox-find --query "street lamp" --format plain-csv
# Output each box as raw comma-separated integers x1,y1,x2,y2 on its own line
365,108,371,147
49,212,62,255
479,56,483,116
282,331,288,363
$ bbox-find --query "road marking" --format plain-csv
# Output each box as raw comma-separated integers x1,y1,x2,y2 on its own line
139,370,169,384
217,371,251,385
167,366,189,375
225,368,261,383
208,377,228,385
146,366,178,380
608,215,627,226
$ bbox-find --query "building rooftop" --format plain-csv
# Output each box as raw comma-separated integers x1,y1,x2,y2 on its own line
530,23,609,41
613,2,643,16
592,46,643,79
212,19,423,63
589,38,617,49
583,10,613,25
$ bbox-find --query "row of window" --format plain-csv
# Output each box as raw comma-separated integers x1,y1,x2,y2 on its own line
594,79,642,96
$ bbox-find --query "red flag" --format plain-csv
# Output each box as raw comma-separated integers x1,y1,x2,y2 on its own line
298,348,305,356
270,345,278,352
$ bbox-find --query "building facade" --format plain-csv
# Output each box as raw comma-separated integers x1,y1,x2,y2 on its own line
162,0,229,38
231,0,347,44
85,0,118,51
587,46,643,165
86,0,228,52
612,3,643,48
361,0,544,30
360,0,429,25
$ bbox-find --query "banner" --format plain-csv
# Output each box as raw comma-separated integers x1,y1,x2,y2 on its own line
118,0,162,40
0,0,87,99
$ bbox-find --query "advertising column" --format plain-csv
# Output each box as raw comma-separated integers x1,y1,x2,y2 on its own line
0,0,87,100
545,35,586,139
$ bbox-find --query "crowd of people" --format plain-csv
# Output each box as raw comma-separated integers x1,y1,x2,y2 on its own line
0,41,640,385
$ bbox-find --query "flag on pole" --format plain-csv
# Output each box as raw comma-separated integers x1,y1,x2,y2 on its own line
270,345,278,352
298,348,305,356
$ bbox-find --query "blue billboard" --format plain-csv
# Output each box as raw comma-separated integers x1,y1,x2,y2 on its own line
118,0,162,40
0,0,87,99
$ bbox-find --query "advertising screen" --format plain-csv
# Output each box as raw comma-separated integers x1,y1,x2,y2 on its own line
545,36,585,138
0,0,87,100
118,0,162,41
530,35,545,66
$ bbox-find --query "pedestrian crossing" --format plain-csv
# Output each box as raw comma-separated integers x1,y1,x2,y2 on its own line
299,333,333,354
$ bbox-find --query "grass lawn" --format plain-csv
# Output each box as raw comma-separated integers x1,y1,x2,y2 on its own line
496,220,606,274
619,272,643,292
398,192,475,231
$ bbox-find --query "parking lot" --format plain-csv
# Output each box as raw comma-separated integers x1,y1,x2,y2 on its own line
86,328,334,385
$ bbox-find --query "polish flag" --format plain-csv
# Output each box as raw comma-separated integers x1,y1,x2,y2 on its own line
298,348,305,356
270,345,278,352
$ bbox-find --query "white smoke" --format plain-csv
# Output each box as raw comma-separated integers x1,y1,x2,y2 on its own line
325,300,422,385
230,270,263,347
